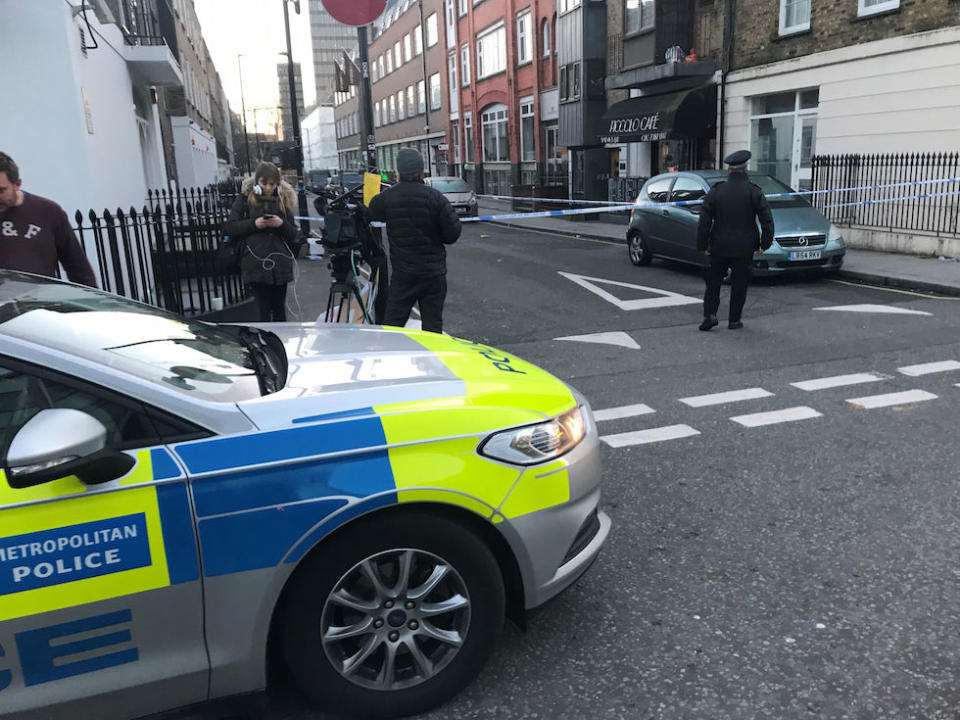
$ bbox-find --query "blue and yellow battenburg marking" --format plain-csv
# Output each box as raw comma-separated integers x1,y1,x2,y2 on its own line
0,448,198,622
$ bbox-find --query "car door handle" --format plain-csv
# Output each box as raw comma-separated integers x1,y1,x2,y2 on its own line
660,209,669,216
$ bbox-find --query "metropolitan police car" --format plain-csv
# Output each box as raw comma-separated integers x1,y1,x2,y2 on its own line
0,271,609,720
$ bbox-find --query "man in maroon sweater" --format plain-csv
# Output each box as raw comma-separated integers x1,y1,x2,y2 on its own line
0,152,97,287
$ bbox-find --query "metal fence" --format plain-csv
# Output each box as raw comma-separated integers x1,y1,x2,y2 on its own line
72,184,246,316
811,153,960,236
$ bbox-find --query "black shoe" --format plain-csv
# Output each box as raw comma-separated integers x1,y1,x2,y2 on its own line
728,321,744,330
699,316,719,331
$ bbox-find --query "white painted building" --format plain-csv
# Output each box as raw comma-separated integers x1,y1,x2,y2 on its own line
301,106,339,173
171,116,218,188
722,26,960,193
0,0,181,216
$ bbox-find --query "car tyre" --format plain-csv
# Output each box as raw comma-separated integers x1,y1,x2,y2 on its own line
628,232,652,266
281,512,505,719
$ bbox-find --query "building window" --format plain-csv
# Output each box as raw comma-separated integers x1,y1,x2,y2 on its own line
404,34,413,62
374,101,380,127
415,24,423,55
430,73,442,110
779,0,810,35
858,0,899,15
387,50,394,73
397,90,406,120
389,95,396,122
542,19,550,57
559,65,568,100
750,88,819,191
458,0,467,16
481,104,509,162
461,44,471,85
446,0,456,37
379,55,385,77
516,11,532,65
407,86,416,116
520,99,535,162
448,53,459,112
572,61,580,98
427,13,439,46
394,41,402,68
624,0,654,35
464,112,474,163
477,23,506,79
371,62,378,82
418,79,426,113
558,0,581,12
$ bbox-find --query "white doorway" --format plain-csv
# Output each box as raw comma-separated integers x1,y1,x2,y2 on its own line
749,88,819,191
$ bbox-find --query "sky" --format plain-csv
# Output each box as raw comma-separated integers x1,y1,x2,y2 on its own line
194,0,316,130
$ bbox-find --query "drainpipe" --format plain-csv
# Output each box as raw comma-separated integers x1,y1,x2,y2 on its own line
718,0,735,168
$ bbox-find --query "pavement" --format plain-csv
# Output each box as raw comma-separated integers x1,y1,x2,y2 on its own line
477,199,960,298
159,219,960,720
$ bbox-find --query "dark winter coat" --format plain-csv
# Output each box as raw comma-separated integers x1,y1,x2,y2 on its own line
223,179,300,285
368,180,462,278
696,173,775,257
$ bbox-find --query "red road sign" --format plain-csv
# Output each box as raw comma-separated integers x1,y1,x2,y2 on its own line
322,0,386,26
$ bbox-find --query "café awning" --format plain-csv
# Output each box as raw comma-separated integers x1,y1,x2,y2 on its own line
598,84,717,144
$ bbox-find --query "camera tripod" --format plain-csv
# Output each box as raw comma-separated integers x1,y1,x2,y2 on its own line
324,251,376,324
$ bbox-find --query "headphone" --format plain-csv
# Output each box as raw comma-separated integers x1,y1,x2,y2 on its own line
253,183,263,195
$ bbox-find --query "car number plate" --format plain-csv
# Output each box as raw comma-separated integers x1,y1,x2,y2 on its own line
788,250,822,261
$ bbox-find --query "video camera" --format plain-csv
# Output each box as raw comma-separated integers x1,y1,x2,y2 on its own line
318,183,384,284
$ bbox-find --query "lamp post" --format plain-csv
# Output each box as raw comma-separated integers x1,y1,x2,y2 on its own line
417,0,431,176
282,0,311,236
237,54,252,174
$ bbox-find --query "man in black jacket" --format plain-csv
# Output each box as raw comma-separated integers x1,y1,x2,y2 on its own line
369,149,462,333
696,150,775,331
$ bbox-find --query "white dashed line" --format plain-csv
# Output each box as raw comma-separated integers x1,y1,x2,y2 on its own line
846,389,938,409
731,406,822,428
593,404,656,422
790,372,888,391
679,388,773,407
600,424,700,448
897,360,960,377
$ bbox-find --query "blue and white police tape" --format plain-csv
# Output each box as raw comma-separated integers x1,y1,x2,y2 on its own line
294,185,960,227
479,174,960,206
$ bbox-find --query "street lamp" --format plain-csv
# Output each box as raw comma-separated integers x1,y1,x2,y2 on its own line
237,54,252,174
281,0,310,236
417,0,431,176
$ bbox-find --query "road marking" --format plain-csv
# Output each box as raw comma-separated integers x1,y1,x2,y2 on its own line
731,406,822,428
791,372,888,391
557,272,701,311
555,331,641,350
593,404,656,422
897,360,960,376
600,424,700,448
679,388,773,407
814,304,932,316
846,389,937,409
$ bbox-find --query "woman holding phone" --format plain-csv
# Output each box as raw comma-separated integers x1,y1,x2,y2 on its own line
224,161,302,321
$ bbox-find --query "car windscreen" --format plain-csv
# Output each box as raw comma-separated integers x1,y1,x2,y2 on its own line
339,174,364,185
709,174,811,207
430,179,471,193
0,274,265,402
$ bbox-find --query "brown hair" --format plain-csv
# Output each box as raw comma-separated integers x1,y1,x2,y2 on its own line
248,161,287,213
0,152,20,184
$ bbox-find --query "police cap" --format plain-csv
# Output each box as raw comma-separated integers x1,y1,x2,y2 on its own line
724,149,752,167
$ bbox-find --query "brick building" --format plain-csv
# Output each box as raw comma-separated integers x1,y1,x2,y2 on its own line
334,0,449,176
450,0,560,193
277,62,306,142
724,0,960,192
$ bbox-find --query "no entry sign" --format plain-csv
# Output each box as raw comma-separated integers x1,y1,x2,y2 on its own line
322,0,386,26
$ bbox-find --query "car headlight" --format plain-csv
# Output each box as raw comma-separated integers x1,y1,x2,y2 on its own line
828,224,845,247
479,406,586,465
469,192,477,205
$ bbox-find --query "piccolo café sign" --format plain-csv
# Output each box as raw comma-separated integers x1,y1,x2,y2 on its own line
599,111,668,145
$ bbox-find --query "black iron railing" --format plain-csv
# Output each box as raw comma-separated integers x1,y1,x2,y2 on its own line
72,184,246,316
811,153,960,236
119,1,166,46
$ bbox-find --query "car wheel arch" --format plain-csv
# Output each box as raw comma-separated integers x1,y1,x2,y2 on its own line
264,501,528,684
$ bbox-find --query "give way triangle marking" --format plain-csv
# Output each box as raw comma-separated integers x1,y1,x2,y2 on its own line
814,304,932,316
555,331,641,350
558,272,701,311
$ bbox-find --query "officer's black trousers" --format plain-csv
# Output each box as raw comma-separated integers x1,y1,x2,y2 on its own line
703,255,753,322
384,272,447,333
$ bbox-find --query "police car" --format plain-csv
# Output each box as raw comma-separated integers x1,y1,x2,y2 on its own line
0,271,609,720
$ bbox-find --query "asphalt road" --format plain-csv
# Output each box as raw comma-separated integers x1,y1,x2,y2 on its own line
159,220,960,720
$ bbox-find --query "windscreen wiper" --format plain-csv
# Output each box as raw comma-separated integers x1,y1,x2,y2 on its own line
238,328,282,395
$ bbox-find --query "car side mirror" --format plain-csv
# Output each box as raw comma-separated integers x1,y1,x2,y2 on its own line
4,409,135,489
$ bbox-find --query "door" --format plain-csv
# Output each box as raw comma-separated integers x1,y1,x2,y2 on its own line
793,115,817,192
663,175,709,264
0,361,207,720
637,176,676,252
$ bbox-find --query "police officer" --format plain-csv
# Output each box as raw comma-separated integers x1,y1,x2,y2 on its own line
696,150,775,331
369,148,461,333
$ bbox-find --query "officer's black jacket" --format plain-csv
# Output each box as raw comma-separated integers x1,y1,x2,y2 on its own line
368,180,462,278
696,173,775,256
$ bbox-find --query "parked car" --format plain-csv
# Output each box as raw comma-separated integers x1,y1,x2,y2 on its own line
424,176,479,217
0,271,609,720
626,171,846,275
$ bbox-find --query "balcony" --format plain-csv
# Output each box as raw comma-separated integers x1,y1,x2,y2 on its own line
117,1,182,86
